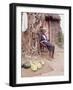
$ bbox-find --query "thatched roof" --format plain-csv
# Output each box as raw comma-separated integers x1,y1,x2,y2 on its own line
45,14,60,21
49,14,60,19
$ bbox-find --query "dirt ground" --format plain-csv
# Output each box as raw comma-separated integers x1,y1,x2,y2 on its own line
21,46,64,77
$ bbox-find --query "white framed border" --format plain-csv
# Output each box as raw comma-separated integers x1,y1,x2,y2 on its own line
16,6,69,84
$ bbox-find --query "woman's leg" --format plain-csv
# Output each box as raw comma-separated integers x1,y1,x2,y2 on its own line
42,42,55,58
51,45,55,58
46,45,52,58
46,44,55,58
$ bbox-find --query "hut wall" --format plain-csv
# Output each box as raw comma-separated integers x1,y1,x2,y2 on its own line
21,13,61,56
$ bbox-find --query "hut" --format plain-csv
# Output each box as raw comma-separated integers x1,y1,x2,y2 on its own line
21,12,62,56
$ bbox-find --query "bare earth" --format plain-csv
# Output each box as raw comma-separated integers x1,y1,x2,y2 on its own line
21,46,64,77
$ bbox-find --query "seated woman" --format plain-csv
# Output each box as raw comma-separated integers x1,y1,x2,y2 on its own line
38,28,55,58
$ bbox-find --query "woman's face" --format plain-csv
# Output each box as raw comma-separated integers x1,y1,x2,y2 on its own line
42,29,46,34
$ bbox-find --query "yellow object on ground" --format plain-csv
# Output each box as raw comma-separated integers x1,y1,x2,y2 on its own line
37,62,42,69
40,61,45,65
31,63,38,72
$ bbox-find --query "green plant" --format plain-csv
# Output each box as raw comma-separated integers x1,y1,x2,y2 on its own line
56,31,64,47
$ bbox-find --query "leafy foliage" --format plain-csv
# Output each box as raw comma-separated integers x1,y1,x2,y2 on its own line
55,31,64,47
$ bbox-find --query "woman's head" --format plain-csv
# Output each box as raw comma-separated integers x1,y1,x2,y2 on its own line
40,28,46,34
